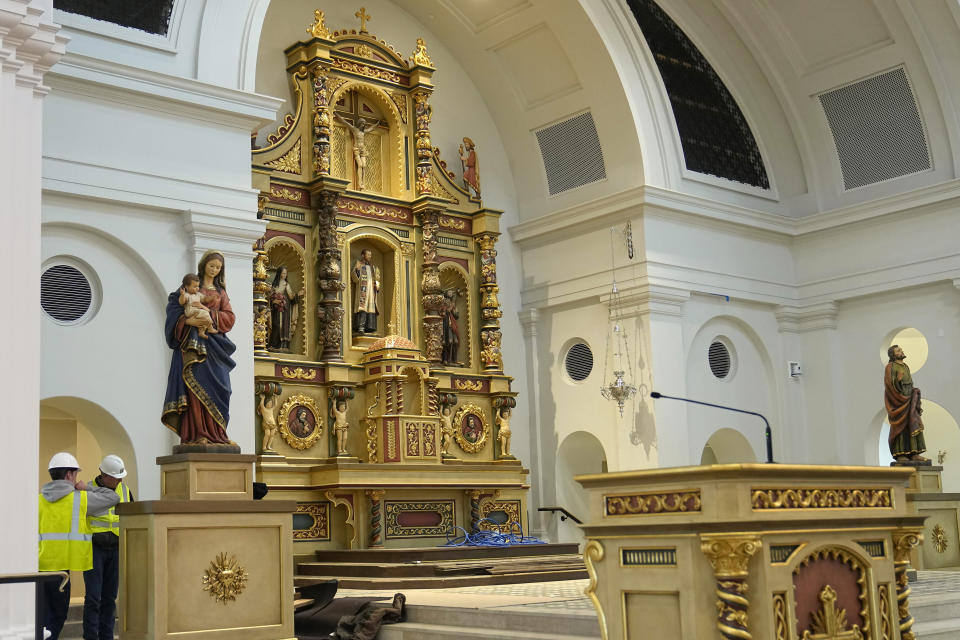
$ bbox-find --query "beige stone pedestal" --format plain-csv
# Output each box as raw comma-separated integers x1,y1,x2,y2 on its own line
118,454,296,640
577,464,927,640
904,465,960,569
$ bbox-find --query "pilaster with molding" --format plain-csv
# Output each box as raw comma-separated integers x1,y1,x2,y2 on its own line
1,2,66,634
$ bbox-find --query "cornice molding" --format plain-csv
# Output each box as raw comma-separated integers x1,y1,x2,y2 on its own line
47,53,283,128
602,284,691,319
0,1,68,96
774,302,840,333
183,209,265,261
517,308,540,337
508,180,960,249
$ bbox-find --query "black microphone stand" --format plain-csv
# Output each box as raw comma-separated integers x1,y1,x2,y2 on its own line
651,391,775,464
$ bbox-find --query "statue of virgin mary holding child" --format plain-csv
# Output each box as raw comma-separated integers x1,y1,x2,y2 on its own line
161,251,239,452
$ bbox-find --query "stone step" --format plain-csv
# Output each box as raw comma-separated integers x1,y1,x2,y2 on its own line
296,567,588,590
912,618,960,640
401,604,601,637
298,554,585,578
377,621,599,640
911,591,960,623
313,543,579,563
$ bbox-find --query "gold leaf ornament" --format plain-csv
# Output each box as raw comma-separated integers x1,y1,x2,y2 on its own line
201,552,249,604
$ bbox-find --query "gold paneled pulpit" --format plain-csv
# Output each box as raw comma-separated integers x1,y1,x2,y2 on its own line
118,454,296,640
576,464,927,640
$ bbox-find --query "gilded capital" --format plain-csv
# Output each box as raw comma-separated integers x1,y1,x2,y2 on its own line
892,529,922,563
701,536,761,578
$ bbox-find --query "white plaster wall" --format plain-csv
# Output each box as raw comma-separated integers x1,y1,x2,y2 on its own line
833,283,960,467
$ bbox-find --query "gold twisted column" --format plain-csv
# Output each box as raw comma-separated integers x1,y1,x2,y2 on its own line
418,209,443,364
476,233,503,373
892,529,922,640
700,536,761,640
315,190,345,361
252,237,271,355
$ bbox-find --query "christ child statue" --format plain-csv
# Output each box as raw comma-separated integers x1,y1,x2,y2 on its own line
179,273,217,338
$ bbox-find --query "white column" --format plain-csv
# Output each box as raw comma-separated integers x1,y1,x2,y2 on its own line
518,308,546,537
183,209,266,455
632,285,690,469
0,1,65,636
775,302,842,464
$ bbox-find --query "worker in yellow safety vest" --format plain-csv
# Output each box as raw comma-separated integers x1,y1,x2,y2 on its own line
82,454,133,640
39,452,120,640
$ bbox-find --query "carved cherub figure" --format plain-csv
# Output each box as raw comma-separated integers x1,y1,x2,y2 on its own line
333,401,349,456
496,407,512,458
258,394,279,452
440,405,455,457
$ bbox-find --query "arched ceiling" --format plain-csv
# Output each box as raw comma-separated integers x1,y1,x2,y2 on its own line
248,0,960,222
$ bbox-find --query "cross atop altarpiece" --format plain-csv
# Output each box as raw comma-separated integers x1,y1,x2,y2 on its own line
355,7,371,33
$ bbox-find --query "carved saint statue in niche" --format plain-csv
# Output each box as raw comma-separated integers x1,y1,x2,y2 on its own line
496,407,513,458
269,266,300,352
459,137,480,198
441,289,460,366
440,405,454,457
333,401,349,456
884,344,929,464
258,393,278,453
335,113,377,190
351,248,381,335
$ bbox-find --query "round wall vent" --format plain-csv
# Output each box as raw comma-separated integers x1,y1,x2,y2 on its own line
565,342,594,382
41,263,93,324
708,340,732,379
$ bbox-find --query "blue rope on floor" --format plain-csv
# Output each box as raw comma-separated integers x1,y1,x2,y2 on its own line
441,518,547,547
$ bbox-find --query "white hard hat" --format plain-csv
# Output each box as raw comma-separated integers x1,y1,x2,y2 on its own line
99,454,127,479
48,452,80,470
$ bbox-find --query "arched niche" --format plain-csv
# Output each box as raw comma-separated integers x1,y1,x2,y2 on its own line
40,397,139,497
264,236,306,355
875,400,960,491
344,230,402,344
438,261,471,368
400,365,426,415
700,427,758,464
685,314,777,463
329,82,405,197
556,430,607,544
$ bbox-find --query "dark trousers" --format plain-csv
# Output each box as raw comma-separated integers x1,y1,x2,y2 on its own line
41,572,71,640
83,543,119,640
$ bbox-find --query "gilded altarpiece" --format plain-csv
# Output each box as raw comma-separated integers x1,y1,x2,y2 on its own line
249,10,525,550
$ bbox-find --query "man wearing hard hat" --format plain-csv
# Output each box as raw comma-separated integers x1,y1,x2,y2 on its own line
83,454,133,640
39,452,120,640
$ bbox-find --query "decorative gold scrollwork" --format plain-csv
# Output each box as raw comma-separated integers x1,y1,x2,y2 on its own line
773,593,788,640
454,379,483,391
281,366,317,380
605,491,701,516
583,540,609,640
201,552,249,604
264,139,302,174
751,488,892,510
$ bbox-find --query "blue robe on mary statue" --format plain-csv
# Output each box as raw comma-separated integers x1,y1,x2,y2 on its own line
161,286,236,444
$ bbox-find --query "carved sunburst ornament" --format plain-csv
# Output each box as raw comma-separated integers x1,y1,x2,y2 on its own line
201,552,249,604
932,524,948,553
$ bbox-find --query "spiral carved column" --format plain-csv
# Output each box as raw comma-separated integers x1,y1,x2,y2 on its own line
418,209,444,364
477,233,503,372
700,536,760,640
366,489,385,548
467,489,481,531
892,529,922,640
252,237,271,355
315,190,344,361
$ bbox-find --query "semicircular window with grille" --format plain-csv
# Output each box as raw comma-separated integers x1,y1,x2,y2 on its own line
41,263,94,324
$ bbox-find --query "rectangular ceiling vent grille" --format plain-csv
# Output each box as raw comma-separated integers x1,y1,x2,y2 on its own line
818,68,931,190
535,112,606,196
